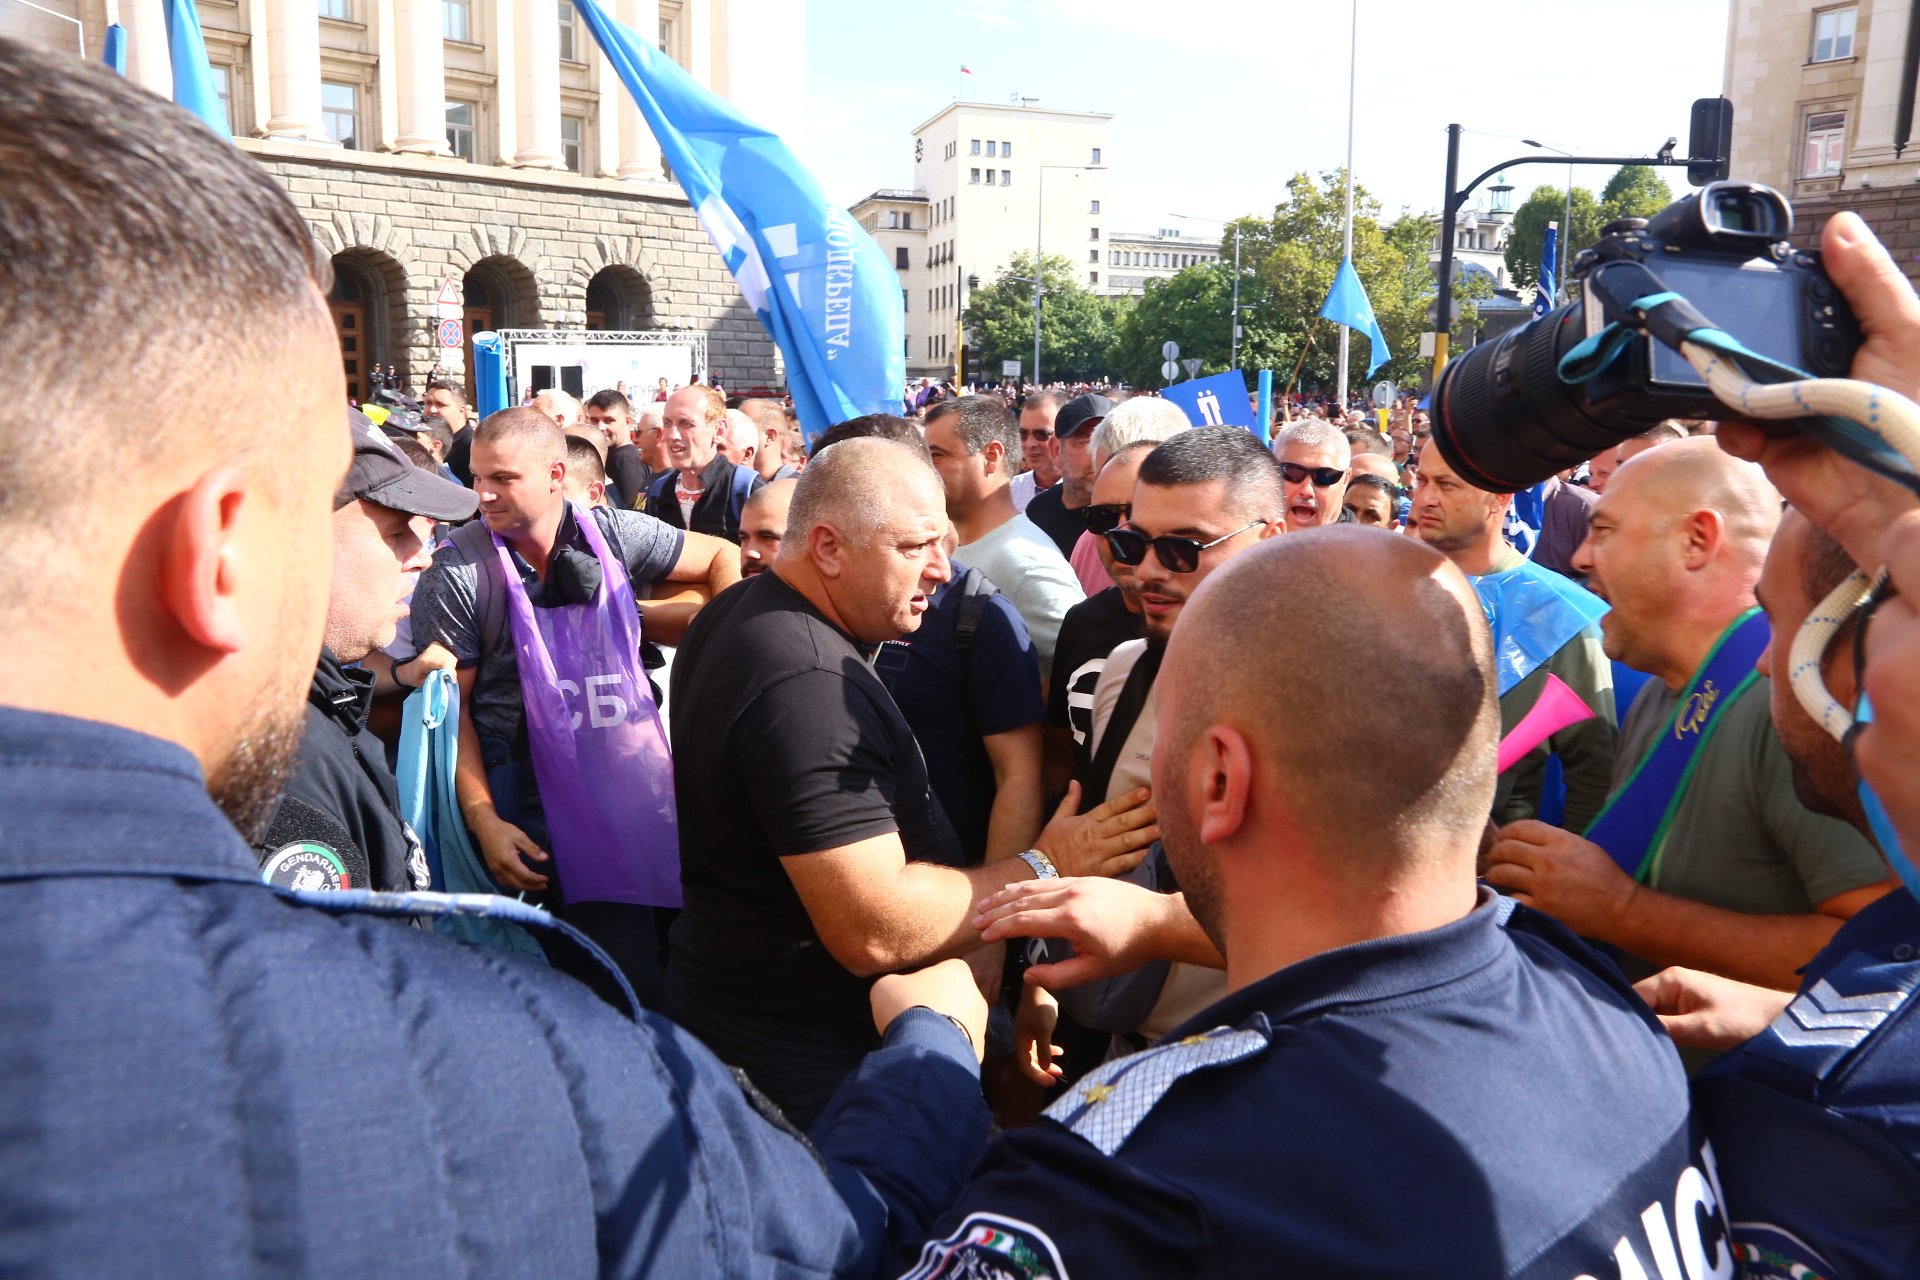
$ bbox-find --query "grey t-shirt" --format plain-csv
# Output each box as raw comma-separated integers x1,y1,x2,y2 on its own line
410,506,684,747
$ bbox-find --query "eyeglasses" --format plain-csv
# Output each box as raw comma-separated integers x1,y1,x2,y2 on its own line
1106,520,1263,573
1018,428,1054,442
1278,462,1347,488
1082,503,1129,535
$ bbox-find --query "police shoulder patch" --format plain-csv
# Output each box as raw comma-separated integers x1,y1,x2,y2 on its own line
1042,1024,1269,1157
900,1212,1068,1280
261,840,351,892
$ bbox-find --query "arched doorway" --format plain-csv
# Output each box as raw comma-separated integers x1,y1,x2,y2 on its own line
329,249,408,403
462,255,538,395
584,265,654,331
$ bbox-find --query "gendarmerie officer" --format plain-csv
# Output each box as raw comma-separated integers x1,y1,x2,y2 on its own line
254,410,479,894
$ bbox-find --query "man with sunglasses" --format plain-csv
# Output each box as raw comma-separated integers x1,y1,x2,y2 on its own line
1271,419,1353,531
1025,394,1114,562
1011,390,1064,515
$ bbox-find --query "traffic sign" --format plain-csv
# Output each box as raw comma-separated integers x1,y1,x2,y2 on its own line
1181,357,1202,378
436,275,462,308
1002,359,1022,377
1161,340,1180,361
437,318,463,348
1372,380,1396,409
1160,359,1181,381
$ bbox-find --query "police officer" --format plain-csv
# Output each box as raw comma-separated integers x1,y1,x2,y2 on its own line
0,42,990,1277
938,530,1727,1279
254,410,477,894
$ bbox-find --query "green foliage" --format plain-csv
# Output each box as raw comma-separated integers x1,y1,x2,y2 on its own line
963,252,1123,383
1506,166,1675,292
1601,165,1673,220
1105,262,1263,387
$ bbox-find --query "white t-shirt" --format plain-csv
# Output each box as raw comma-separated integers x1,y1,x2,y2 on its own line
1009,469,1052,514
956,513,1085,689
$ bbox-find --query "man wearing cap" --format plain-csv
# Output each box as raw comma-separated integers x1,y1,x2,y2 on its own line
1025,393,1114,562
253,411,479,895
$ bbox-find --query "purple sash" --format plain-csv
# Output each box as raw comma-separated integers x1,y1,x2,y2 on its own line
495,504,681,906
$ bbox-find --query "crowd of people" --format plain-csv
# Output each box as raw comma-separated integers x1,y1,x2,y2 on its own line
7,38,1920,1279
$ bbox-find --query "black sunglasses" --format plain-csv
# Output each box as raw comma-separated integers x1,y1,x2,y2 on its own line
1082,503,1129,534
1278,462,1347,488
1106,520,1263,573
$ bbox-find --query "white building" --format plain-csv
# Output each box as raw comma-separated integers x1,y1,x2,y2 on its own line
1429,174,1517,296
909,99,1112,377
1104,228,1222,296
848,188,940,380
9,0,800,398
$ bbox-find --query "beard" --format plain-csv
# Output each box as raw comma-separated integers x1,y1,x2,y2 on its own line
206,684,309,845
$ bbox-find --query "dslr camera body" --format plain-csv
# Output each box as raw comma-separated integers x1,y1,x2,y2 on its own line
1431,181,1860,492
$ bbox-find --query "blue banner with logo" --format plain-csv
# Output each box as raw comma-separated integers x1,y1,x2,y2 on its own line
572,0,904,439
1160,369,1256,431
1534,223,1559,317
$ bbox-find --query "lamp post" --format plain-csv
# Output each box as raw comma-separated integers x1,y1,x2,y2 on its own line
1034,164,1105,386
1522,139,1574,304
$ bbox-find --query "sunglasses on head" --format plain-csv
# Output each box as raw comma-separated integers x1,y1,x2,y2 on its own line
1106,520,1264,573
1082,503,1129,534
1278,462,1346,488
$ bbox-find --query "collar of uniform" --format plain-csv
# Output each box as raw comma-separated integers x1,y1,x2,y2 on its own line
1165,886,1511,1040
0,705,261,885
309,646,375,734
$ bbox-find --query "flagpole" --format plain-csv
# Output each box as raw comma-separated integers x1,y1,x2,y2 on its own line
1336,0,1357,408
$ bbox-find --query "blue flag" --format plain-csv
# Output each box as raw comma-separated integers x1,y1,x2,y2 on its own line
102,23,127,75
1533,223,1559,318
1319,257,1390,376
572,0,904,438
164,0,231,138
1160,369,1256,431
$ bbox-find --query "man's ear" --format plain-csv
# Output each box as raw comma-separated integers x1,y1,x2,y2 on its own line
159,465,253,655
809,521,845,578
981,439,1006,475
1194,724,1254,847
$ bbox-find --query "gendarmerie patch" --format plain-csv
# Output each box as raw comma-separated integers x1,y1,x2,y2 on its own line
901,1212,1068,1280
261,841,352,892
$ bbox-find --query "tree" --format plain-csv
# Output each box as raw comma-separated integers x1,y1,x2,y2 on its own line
963,252,1119,384
1506,183,1604,291
1104,261,1288,388
1601,165,1673,222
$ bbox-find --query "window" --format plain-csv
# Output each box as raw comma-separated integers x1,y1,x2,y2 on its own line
1805,111,1846,176
1090,250,1099,263
902,212,912,229
1089,271,1098,285
986,169,996,185
209,64,234,132
970,168,981,184
1001,140,1012,158
442,0,469,40
1812,6,1856,61
1090,227,1100,240
1001,169,1011,185
1090,199,1100,214
986,140,997,157
970,138,981,154
1091,146,1101,164
321,80,358,147
895,246,910,269
560,114,583,172
902,288,909,310
557,0,576,60
445,100,476,160
319,0,350,19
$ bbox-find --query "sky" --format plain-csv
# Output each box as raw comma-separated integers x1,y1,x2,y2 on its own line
793,0,1734,239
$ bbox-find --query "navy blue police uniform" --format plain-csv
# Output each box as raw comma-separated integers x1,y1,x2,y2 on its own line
902,890,1731,1279
1694,887,1920,1279
0,706,989,1278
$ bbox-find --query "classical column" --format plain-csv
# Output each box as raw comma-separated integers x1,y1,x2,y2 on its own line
392,0,450,153
262,0,325,140
122,0,172,99
615,0,661,179
512,0,564,167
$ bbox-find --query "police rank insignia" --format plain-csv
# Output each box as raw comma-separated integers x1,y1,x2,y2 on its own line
260,841,352,892
900,1212,1067,1280
1043,1025,1269,1156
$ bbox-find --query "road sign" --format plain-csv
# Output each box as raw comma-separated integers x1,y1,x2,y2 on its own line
437,318,463,348
1181,357,1202,378
1002,359,1022,377
1372,380,1396,409
1160,359,1181,382
1161,340,1180,361
436,275,462,308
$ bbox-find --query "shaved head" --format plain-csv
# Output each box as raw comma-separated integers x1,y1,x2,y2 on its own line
787,436,942,549
476,407,566,464
1607,436,1781,571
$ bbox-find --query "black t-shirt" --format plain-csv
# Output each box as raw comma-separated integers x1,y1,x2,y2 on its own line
1046,587,1143,747
1024,484,1085,562
666,573,963,1041
603,443,653,510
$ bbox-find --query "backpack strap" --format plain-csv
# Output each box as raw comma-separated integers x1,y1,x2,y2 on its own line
447,520,507,657
643,469,676,516
727,463,758,540
954,567,994,659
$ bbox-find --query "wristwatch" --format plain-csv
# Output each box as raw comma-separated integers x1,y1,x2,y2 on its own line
1016,848,1059,880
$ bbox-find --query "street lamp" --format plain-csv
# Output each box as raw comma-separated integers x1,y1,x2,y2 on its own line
1034,164,1106,386
1522,139,1574,304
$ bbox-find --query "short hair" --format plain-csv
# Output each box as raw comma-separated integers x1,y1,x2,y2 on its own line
925,395,1018,458
0,39,328,541
474,407,565,460
1344,429,1390,458
1273,419,1353,468
1090,397,1192,461
1021,388,1066,414
393,437,437,470
673,383,728,426
1136,427,1287,523
813,413,929,459
565,435,607,486
739,398,789,437
1638,421,1689,446
426,377,469,407
585,388,631,416
1347,471,1402,504
416,414,456,457
780,425,808,465
786,436,937,547
532,388,580,421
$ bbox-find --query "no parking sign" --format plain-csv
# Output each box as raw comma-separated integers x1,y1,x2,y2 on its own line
437,318,463,348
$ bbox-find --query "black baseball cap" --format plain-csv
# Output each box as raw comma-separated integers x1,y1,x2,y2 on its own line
337,407,478,521
1056,394,1114,439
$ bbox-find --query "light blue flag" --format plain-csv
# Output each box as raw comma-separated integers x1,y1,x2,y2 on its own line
1319,257,1390,376
572,0,904,439
164,0,231,138
1533,223,1559,318
102,23,127,75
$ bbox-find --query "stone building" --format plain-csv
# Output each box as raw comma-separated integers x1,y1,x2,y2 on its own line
1103,228,1222,297
14,0,797,400
848,188,938,380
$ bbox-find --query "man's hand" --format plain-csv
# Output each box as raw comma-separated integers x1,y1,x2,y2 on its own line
1633,967,1792,1051
871,958,988,1064
1716,211,1920,567
1031,783,1157,880
473,813,550,893
1486,820,1640,940
974,876,1182,990
1858,510,1920,850
1012,983,1064,1086
395,641,458,691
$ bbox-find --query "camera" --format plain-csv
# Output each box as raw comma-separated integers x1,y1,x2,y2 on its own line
1429,181,1861,493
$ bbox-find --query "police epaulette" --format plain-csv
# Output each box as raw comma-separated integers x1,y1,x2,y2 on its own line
1042,1024,1269,1156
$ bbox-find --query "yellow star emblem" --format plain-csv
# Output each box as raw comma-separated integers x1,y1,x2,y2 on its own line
1082,1082,1114,1105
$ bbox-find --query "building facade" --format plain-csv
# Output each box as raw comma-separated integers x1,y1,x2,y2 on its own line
1103,228,1222,296
15,0,796,399
848,188,939,380
910,100,1112,378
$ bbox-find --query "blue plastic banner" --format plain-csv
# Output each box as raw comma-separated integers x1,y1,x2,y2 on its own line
1160,369,1256,431
1534,224,1559,317
102,23,126,75
164,0,231,138
573,0,904,439
1318,257,1390,375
